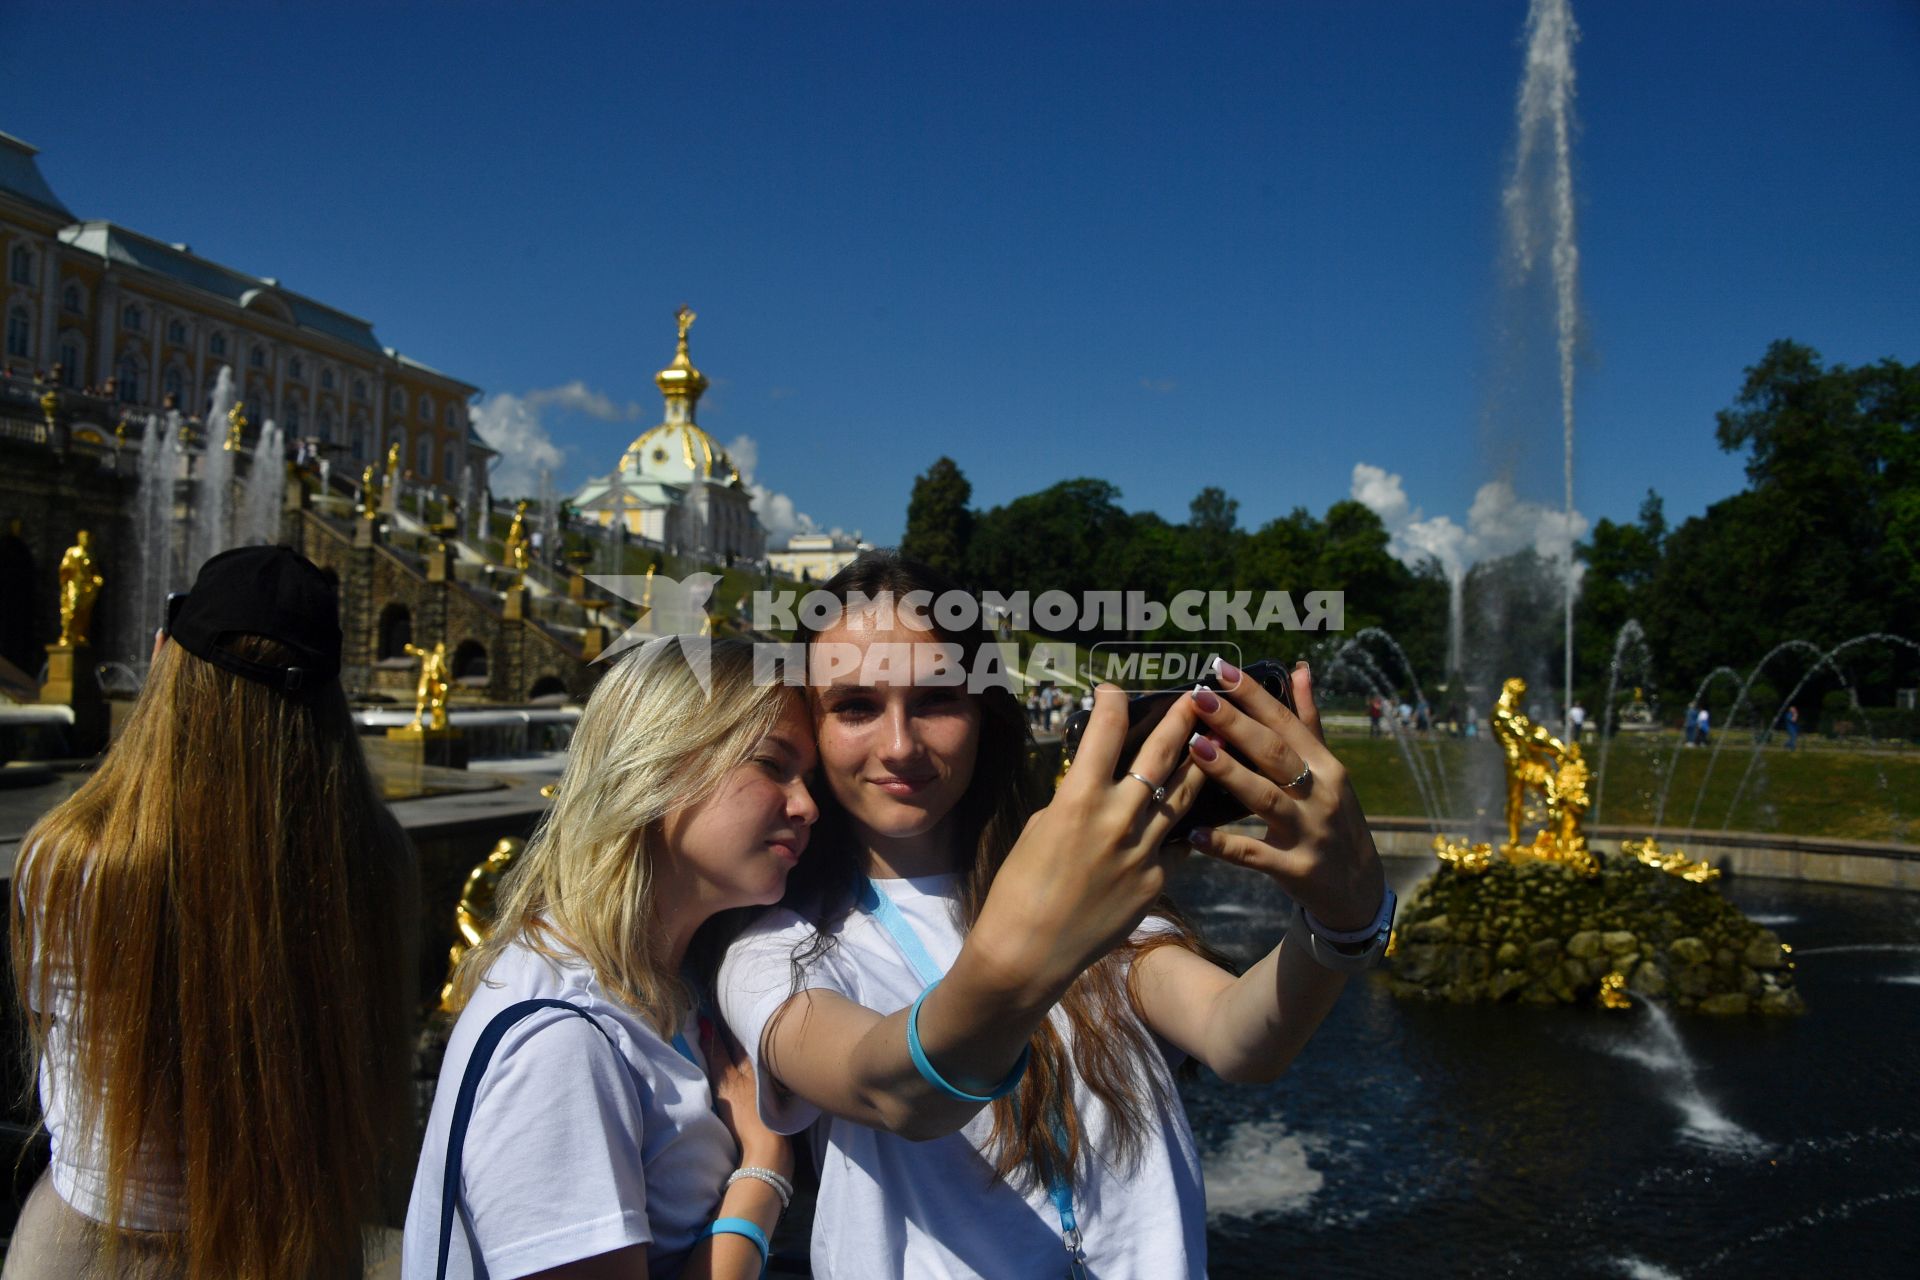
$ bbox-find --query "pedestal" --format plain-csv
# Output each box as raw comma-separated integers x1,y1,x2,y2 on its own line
384,724,469,770
425,542,451,582
503,583,528,621
581,625,607,662
355,516,381,548
41,643,108,753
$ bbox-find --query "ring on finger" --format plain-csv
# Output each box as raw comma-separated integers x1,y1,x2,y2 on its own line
1125,771,1169,804
1280,761,1312,793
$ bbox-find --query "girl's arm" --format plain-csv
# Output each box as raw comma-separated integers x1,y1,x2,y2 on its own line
749,685,1210,1140
1131,661,1387,1084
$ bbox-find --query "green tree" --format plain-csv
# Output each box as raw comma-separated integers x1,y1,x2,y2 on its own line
899,456,974,579
1574,489,1665,703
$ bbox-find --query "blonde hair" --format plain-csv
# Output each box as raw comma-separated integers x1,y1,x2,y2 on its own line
13,634,417,1280
449,637,798,1033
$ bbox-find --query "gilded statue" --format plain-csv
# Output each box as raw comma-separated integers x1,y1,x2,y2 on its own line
360,465,381,520
56,531,104,649
385,440,402,483
404,640,452,731
1435,676,1596,877
502,501,532,573
224,400,248,451
438,836,524,1010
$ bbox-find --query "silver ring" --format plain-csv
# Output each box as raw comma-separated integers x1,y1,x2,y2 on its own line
1126,771,1168,804
1281,761,1312,792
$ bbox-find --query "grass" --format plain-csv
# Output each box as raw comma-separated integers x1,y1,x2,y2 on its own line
1333,731,1920,846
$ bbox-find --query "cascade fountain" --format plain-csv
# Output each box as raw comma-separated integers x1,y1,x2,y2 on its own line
186,369,237,577
238,417,285,547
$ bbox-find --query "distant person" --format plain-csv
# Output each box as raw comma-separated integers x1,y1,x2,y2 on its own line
1697,706,1711,747
1465,706,1479,740
1569,702,1586,744
1415,698,1430,734
1684,705,1700,746
404,638,812,1279
1368,694,1384,737
9,546,417,1278
1398,699,1413,728
1785,704,1800,750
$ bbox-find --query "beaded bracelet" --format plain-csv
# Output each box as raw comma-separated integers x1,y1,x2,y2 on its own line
705,1216,769,1273
907,979,1030,1103
727,1165,793,1210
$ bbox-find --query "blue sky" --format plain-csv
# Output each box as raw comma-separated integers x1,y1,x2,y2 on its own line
5,1,1916,558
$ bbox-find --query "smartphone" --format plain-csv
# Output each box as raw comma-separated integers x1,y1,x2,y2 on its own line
1057,658,1298,845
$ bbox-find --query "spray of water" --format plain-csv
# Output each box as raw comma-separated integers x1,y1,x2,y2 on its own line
1503,0,1581,728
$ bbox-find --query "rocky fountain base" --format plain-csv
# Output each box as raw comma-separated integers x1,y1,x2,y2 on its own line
1386,852,1805,1016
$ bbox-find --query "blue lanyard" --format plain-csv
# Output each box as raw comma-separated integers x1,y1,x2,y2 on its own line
856,878,1089,1278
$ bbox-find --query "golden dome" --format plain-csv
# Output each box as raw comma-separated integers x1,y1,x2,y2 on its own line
655,304,708,402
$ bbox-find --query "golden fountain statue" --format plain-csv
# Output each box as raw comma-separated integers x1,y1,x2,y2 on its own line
438,836,525,1010
502,500,532,574
1435,675,1716,884
56,531,104,648
386,440,402,481
404,640,452,731
224,400,248,451
360,464,381,520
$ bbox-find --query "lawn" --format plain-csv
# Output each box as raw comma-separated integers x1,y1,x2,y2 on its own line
1332,731,1919,846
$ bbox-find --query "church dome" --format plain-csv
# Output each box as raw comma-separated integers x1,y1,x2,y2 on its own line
654,303,709,403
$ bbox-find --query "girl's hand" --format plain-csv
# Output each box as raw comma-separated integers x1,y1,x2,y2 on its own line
969,684,1208,995
701,1016,793,1179
1182,660,1386,933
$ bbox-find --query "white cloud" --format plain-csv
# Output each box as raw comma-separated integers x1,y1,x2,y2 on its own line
472,390,569,498
1350,462,1587,581
524,380,644,422
725,433,819,542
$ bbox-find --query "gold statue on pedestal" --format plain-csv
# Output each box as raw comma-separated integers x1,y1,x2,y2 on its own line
224,401,248,451
1436,676,1596,877
404,641,452,731
385,441,402,482
56,531,104,648
502,500,532,574
360,465,381,520
439,836,524,1010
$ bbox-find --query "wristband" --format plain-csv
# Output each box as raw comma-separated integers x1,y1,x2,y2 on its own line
706,1216,770,1272
1302,887,1396,945
728,1165,793,1210
907,979,1030,1102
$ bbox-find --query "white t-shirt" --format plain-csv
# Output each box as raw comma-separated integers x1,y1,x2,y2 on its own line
717,873,1208,1280
402,940,736,1280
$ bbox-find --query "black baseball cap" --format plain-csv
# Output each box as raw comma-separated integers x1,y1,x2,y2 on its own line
166,546,342,694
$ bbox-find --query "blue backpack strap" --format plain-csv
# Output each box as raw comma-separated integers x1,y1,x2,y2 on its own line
436,998,616,1280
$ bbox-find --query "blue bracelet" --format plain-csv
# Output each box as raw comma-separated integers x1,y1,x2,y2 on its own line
907,979,1030,1102
706,1216,769,1272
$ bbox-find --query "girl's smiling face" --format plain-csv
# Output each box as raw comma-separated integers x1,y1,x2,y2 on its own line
809,607,982,852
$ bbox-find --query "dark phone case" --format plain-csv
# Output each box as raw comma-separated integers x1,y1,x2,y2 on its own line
1057,659,1298,844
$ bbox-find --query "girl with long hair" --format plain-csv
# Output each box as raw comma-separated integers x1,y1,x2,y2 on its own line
717,551,1392,1277
8,545,417,1279
402,636,817,1280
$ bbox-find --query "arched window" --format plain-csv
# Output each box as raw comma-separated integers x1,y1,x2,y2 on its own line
57,332,83,383
317,405,335,442
320,367,334,391
116,353,144,403
288,355,305,380
350,422,366,460
417,393,432,422
389,385,405,412
283,399,302,434
376,604,412,659
163,365,185,405
122,304,143,332
208,331,228,357
416,434,433,477
528,675,568,702
443,449,457,482
62,283,81,313
9,245,32,286
452,640,488,681
352,377,367,402
5,305,29,358
444,403,458,429
166,318,186,345
249,345,266,370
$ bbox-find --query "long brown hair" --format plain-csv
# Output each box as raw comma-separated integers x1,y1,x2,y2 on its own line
12,633,416,1279
448,638,797,1034
779,550,1223,1194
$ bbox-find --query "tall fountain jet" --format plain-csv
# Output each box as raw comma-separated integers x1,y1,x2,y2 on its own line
1503,0,1581,725
188,368,239,577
